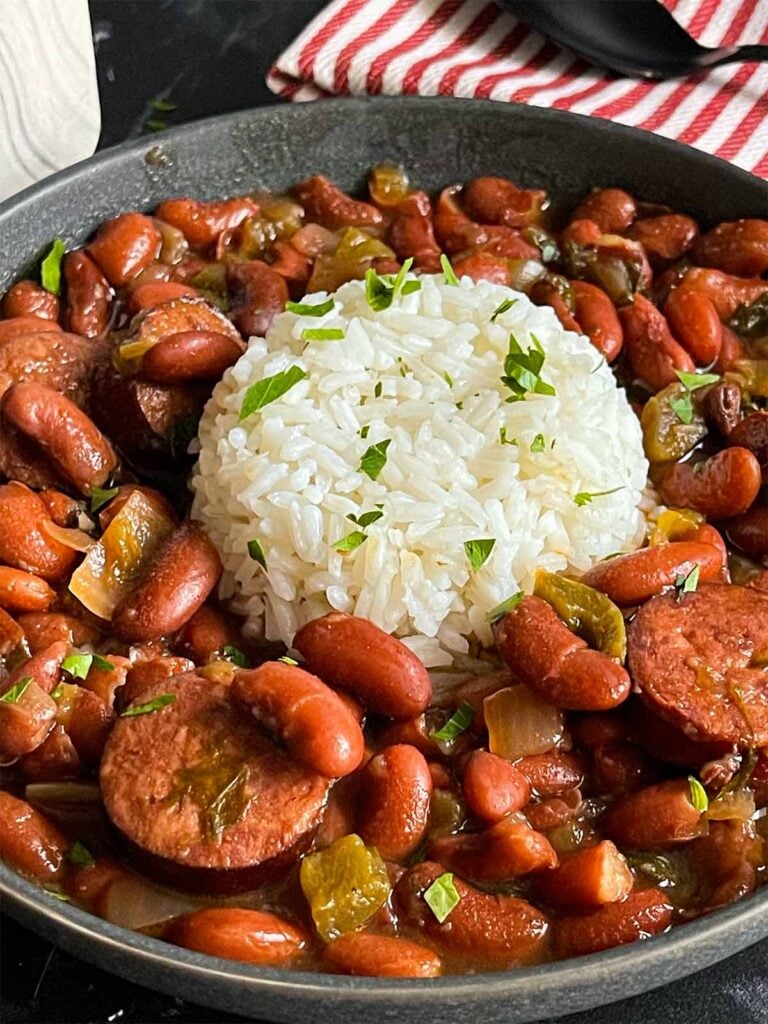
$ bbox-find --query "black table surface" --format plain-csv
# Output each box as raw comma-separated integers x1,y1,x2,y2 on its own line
1,2,766,1022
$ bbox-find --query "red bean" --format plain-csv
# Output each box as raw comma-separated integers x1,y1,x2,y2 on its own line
0,482,78,582
294,612,431,719
627,214,698,264
67,858,130,912
62,251,112,338
675,268,767,321
168,908,306,965
0,791,67,880
592,743,660,795
0,679,56,759
88,213,161,286
129,281,198,313
0,567,55,614
726,504,768,559
537,840,633,910
233,661,364,778
119,656,195,708
7,640,68,695
729,411,768,483
0,316,61,343
294,176,383,231
19,724,81,781
658,448,761,520
451,252,512,286
82,654,130,709
111,523,221,642
663,288,722,366
571,712,628,750
1,383,118,493
553,888,672,958
155,197,260,250
461,177,547,229
226,260,289,338
324,933,442,978
429,818,557,881
494,596,631,711
604,778,707,849
620,294,694,392
386,191,441,272
358,744,432,860
581,541,726,606
2,280,60,322
0,607,24,656
692,219,768,277
38,488,81,528
17,613,101,654
142,330,244,383
570,280,623,362
176,604,239,664
572,189,636,234
515,752,586,797
463,750,531,822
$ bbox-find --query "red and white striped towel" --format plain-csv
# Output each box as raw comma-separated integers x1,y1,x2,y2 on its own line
268,0,768,177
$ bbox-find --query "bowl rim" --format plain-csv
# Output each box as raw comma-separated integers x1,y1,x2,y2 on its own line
0,94,766,1017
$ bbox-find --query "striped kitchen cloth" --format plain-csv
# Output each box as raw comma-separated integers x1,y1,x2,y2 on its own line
267,0,768,177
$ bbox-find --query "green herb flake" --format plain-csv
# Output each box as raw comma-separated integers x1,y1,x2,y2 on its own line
688,775,709,813
61,653,93,680
530,433,546,453
247,538,267,569
286,297,335,317
145,118,168,132
302,327,345,342
50,685,63,700
45,890,71,902
347,509,384,529
464,538,496,571
150,97,177,112
401,280,422,296
499,427,517,446
364,258,415,312
91,654,116,673
278,655,299,666
221,645,249,668
359,424,370,439
239,366,307,420
423,871,461,923
168,412,201,459
574,486,624,507
486,591,524,624
360,439,391,481
490,298,517,323
88,485,119,514
675,370,720,393
675,563,700,601
0,677,31,704
669,393,694,425
501,333,556,403
440,254,460,286
68,840,95,869
374,382,383,399
431,701,475,743
332,531,368,553
120,693,177,718
443,371,454,387
41,239,66,294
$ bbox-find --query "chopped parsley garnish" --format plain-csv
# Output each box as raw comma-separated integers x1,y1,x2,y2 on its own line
490,298,517,323
359,425,370,439
332,531,367,553
670,370,720,424
221,645,249,668
45,890,71,902
68,841,95,869
239,366,306,420
360,439,391,481
688,775,708,813
431,701,475,743
61,653,94,680
0,677,31,704
464,538,495,571
501,333,556,403
486,591,524,624
443,371,454,387
675,563,700,601
302,327,345,342
374,382,383,398
92,654,116,672
247,538,267,569
347,509,384,529
41,239,66,294
499,427,517,446
530,433,546,453
440,254,459,286
364,257,418,311
145,119,168,132
574,487,624,507
150,97,177,112
120,693,176,718
423,871,461,923
278,655,298,666
286,297,335,317
88,485,119,514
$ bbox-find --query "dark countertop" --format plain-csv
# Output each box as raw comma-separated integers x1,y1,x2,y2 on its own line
1,2,766,1021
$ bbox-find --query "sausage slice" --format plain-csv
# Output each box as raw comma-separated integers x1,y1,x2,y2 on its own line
100,673,329,889
628,583,768,746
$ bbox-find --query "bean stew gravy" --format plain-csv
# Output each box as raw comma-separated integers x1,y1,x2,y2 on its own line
0,167,767,978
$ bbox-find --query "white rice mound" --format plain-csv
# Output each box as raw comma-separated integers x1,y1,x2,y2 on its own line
191,274,649,666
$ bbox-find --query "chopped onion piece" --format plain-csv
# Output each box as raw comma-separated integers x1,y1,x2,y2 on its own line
42,520,95,553
484,684,564,760
102,877,203,931
69,490,174,619
707,788,756,822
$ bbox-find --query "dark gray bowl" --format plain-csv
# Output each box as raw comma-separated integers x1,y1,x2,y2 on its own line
0,97,766,1024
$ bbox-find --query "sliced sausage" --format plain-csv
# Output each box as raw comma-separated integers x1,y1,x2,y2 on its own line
628,583,768,745
100,672,329,888
0,330,106,407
